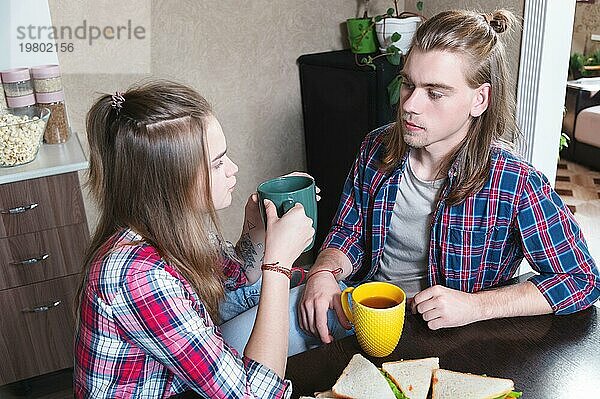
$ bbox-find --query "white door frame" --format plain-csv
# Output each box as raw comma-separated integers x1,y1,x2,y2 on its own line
516,0,576,183
515,0,577,275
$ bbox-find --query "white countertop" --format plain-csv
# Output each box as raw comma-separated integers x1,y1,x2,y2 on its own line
0,132,88,185
567,77,600,91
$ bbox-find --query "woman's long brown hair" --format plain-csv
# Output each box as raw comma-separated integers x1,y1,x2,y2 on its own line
76,80,225,322
382,9,520,206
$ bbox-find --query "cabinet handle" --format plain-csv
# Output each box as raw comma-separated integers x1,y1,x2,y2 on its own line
21,300,62,313
0,203,39,215
11,253,50,266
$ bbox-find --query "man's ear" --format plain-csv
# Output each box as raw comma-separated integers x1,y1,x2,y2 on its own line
471,83,491,117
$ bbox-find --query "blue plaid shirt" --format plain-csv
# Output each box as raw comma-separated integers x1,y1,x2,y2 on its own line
322,124,599,314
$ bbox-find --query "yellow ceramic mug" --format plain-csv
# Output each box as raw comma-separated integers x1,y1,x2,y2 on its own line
341,282,406,357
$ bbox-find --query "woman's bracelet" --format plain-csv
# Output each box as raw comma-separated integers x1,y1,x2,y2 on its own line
261,262,291,279
306,267,343,282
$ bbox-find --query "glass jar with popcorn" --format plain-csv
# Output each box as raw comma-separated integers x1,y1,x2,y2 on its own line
0,105,50,167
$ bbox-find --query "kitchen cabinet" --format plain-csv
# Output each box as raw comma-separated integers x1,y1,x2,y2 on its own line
0,134,88,386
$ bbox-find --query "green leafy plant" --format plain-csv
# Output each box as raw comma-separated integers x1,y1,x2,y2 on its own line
559,132,570,153
349,2,425,105
356,1,425,105
569,50,600,79
356,8,403,69
557,132,570,162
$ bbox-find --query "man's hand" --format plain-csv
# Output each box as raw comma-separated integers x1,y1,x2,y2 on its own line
298,271,351,343
412,282,552,330
411,285,481,330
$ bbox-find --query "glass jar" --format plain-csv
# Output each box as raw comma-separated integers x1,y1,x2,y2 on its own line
35,90,70,144
0,68,33,97
0,105,49,167
6,93,35,109
30,64,63,93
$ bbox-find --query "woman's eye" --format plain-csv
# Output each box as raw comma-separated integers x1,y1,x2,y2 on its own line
214,160,224,169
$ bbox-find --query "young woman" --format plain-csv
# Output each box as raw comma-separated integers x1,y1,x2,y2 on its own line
74,80,314,398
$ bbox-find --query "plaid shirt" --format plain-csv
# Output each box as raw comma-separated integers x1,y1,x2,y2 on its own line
322,124,599,314
74,228,291,399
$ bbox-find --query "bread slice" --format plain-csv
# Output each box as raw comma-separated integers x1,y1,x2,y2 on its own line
431,369,515,399
382,357,440,399
331,354,396,399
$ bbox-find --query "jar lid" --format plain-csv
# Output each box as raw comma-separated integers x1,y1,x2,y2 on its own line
0,68,31,83
30,64,61,79
35,90,65,103
6,94,35,108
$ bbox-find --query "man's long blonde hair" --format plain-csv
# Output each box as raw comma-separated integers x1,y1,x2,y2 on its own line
382,9,519,205
77,80,225,322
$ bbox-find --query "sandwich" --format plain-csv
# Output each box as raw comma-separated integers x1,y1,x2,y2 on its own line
431,369,522,399
299,355,438,399
381,357,440,399
330,353,397,399
298,356,522,399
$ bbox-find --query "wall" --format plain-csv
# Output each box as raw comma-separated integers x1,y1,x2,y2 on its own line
571,0,600,55
43,0,399,241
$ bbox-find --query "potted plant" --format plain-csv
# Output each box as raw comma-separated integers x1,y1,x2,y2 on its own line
346,0,378,54
375,0,423,55
569,50,600,80
357,1,425,106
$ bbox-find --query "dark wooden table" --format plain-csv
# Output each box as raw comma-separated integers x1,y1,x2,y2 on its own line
285,305,600,398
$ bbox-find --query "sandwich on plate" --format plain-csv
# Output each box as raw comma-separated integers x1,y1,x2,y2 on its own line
381,357,439,399
431,369,522,399
299,355,439,399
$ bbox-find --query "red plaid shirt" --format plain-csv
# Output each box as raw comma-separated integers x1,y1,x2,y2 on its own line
74,228,291,398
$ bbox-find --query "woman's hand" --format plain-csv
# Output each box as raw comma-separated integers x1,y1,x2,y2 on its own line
283,171,321,201
263,199,315,268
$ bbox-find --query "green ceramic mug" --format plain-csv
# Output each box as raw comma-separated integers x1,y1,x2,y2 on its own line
257,175,317,252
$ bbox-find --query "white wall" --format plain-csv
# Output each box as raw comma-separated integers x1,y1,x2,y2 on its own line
0,0,59,70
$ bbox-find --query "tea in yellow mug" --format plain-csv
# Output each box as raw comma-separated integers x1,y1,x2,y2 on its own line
341,281,406,357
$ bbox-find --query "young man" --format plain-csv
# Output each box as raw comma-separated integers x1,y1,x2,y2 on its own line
298,9,600,344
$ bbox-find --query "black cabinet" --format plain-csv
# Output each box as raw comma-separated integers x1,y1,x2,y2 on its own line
298,50,402,250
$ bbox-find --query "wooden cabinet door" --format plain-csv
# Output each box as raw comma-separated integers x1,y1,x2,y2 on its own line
0,223,88,290
0,274,79,385
0,172,86,238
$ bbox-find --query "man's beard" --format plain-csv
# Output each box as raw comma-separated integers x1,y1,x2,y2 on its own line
401,123,428,148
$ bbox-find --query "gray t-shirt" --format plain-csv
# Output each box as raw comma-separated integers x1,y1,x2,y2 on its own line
374,158,445,298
